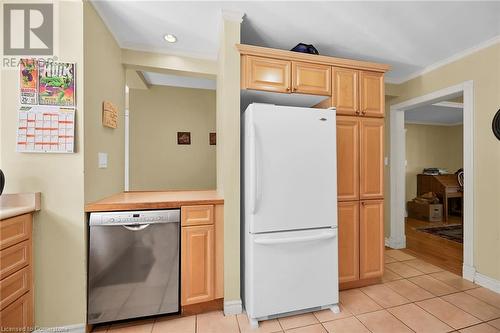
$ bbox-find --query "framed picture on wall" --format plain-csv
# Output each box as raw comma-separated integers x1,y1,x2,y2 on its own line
177,132,191,145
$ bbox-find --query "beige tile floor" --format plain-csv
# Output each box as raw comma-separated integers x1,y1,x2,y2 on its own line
93,250,500,333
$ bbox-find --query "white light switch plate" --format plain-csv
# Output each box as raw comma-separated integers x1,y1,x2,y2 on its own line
98,153,108,169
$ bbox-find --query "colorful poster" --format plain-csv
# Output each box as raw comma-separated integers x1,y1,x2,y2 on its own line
17,106,75,153
38,62,76,107
20,59,38,105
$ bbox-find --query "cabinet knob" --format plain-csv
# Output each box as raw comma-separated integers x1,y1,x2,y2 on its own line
286,87,290,91
292,87,297,92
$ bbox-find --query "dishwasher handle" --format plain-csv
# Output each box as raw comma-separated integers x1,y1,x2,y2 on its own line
122,224,150,231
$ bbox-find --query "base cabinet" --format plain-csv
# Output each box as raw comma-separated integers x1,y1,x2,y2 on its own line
0,213,33,329
181,204,223,307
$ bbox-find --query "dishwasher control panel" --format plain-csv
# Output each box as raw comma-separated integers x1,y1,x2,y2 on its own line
89,209,180,226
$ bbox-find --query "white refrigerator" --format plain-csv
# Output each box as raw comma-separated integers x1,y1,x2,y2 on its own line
242,103,339,327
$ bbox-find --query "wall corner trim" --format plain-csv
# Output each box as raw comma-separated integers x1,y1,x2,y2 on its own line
385,236,406,249
462,264,476,282
224,299,243,316
221,10,244,23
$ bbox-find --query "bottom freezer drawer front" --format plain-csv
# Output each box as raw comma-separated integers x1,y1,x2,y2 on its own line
246,228,339,319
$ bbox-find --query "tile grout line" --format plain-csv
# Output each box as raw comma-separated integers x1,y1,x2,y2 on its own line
412,295,481,331
356,308,418,333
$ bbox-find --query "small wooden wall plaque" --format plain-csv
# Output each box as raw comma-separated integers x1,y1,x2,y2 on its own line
102,101,118,129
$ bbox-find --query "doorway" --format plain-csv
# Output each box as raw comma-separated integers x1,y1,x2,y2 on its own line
389,81,475,281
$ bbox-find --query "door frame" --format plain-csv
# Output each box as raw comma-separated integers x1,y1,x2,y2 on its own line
388,80,475,281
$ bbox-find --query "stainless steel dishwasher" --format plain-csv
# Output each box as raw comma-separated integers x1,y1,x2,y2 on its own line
88,209,180,324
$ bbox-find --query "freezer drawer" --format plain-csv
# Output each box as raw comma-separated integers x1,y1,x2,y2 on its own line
245,228,338,319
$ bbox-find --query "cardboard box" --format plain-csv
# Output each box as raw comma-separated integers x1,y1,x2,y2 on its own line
407,201,443,222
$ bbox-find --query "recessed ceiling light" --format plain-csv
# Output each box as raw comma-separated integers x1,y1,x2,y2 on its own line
164,34,177,43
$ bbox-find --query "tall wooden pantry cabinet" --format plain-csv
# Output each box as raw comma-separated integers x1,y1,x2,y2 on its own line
336,73,385,289
237,44,388,290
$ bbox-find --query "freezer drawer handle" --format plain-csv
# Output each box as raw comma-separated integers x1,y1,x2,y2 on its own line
254,230,336,245
123,224,150,231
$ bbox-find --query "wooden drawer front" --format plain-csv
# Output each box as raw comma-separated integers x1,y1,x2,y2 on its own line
181,225,215,305
0,241,31,280
0,266,31,310
245,56,291,93
292,62,331,96
0,214,31,250
181,205,214,226
0,290,33,329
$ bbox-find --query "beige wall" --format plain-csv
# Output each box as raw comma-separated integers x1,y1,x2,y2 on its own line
83,2,125,203
217,17,241,302
0,1,86,326
385,43,500,280
129,85,216,190
405,124,463,202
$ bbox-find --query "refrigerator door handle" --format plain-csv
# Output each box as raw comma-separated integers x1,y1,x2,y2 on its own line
254,229,337,245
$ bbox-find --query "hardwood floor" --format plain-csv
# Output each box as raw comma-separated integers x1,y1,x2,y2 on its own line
404,217,463,275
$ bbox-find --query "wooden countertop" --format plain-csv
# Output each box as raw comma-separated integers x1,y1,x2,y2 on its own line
85,190,224,212
0,192,41,220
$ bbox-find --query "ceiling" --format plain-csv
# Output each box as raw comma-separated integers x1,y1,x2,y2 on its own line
142,71,216,90
92,1,500,83
405,104,463,126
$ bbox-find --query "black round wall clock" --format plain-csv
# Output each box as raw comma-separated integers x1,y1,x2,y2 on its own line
493,109,500,141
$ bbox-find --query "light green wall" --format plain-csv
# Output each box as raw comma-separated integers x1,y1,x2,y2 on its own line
129,85,216,190
0,1,86,326
83,2,125,203
385,43,500,280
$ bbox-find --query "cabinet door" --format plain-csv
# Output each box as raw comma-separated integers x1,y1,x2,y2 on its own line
359,71,384,117
181,225,214,306
336,116,359,201
292,62,331,96
0,291,33,329
338,201,359,283
360,118,384,199
359,200,384,279
244,56,291,93
333,68,359,116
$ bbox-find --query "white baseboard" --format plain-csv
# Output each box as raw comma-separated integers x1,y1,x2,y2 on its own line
474,272,500,294
462,264,476,282
385,236,406,249
224,299,243,316
34,324,85,333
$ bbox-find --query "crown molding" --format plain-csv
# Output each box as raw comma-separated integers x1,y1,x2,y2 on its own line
387,34,500,85
221,10,244,23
